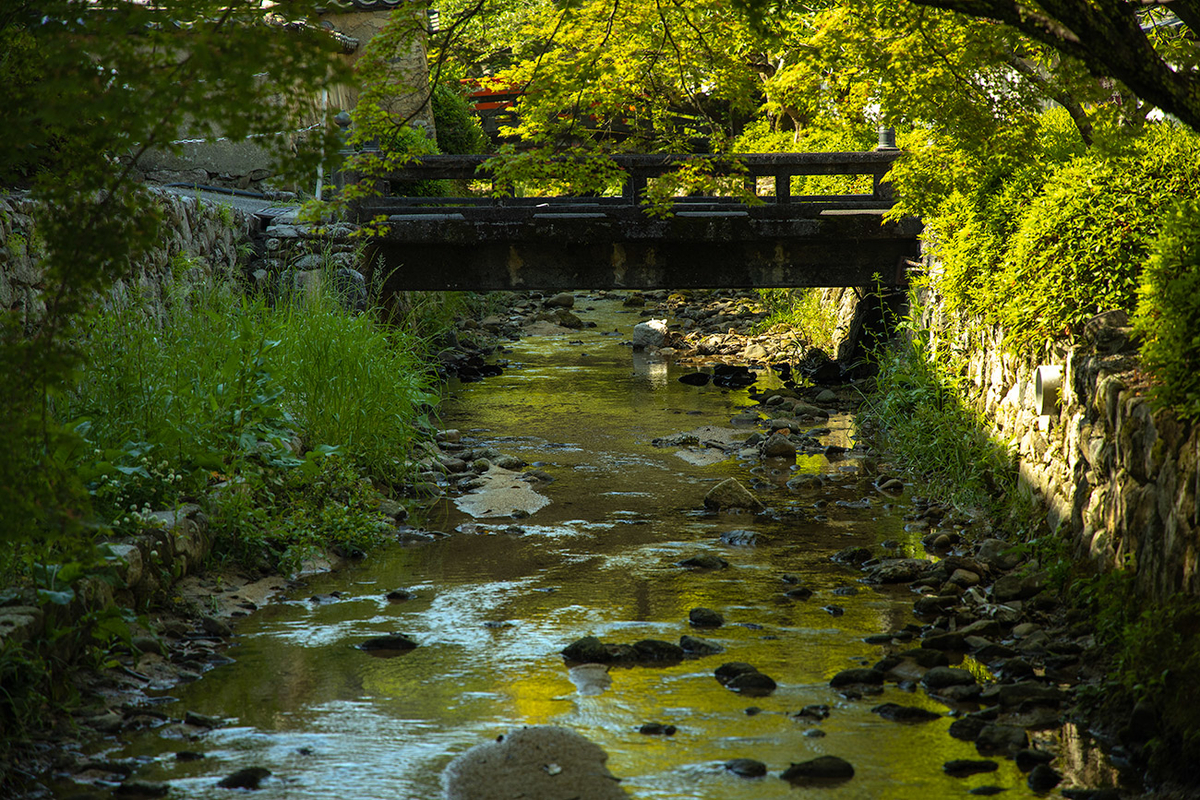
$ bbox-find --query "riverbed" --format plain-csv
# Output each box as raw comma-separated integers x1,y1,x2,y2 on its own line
88,293,1108,798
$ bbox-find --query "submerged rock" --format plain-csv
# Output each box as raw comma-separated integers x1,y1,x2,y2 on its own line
781,755,854,784
679,635,724,656
725,758,767,778
217,767,271,790
358,634,418,655
870,703,942,723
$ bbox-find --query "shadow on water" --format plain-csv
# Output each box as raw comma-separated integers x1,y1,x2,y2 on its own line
90,295,1118,799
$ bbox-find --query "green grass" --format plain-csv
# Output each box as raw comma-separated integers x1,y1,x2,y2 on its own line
755,288,839,352
55,261,441,572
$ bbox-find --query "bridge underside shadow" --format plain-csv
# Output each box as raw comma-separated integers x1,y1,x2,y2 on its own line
345,152,922,292
365,206,922,292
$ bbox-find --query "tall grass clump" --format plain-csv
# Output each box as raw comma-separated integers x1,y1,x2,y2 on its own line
274,287,436,481
858,310,1020,517
56,266,438,572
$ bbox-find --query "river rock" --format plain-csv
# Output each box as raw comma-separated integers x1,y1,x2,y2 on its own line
870,703,942,723
829,668,885,688
359,634,418,654
1027,764,1062,792
948,717,987,741
725,758,767,778
780,755,854,783
865,558,930,583
217,767,271,790
633,639,684,663
638,723,676,736
114,780,169,797
832,546,873,565
993,571,1048,602
544,292,575,308
679,371,712,386
688,607,724,627
719,529,759,546
726,671,777,695
442,726,629,799
703,478,764,512
562,636,610,663
632,319,669,349
943,759,999,777
677,554,729,569
761,432,797,458
922,632,967,651
679,635,724,655
921,666,976,691
976,538,1024,571
975,723,1029,755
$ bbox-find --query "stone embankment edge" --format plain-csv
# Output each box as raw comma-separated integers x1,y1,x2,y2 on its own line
908,257,1197,600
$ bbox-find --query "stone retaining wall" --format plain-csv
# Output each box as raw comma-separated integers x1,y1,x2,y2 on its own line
910,269,1198,600
1,188,249,328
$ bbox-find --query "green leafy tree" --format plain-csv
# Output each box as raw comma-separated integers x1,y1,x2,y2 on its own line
1,1,344,572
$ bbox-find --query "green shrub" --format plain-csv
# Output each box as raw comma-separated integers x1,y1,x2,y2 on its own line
1135,198,1200,420
432,81,490,155
755,288,838,352
57,271,437,571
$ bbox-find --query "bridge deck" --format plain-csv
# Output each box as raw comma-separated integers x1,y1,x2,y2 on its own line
342,152,921,291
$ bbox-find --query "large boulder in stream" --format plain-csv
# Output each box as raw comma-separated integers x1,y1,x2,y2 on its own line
703,478,765,512
442,725,629,799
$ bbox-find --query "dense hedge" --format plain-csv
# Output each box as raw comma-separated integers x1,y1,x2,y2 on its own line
893,114,1200,416
1136,199,1200,420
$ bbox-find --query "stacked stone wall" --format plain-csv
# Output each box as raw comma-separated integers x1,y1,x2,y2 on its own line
0,188,250,328
909,274,1198,600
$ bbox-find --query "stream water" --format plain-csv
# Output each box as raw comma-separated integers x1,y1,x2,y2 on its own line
94,295,1107,799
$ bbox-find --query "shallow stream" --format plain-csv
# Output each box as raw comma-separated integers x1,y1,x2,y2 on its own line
98,295,1106,798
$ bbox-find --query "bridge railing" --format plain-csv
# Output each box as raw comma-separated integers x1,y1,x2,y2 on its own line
344,151,902,220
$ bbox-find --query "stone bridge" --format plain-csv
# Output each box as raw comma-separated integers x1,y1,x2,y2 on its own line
286,151,923,292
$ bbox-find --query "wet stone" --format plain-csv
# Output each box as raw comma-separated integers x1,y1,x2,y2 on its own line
793,704,831,721
688,607,724,628
633,639,684,663
921,666,976,690
943,759,999,777
217,767,271,790
897,648,950,669
948,713,992,741
726,671,777,696
921,632,967,651
870,703,942,723
679,635,724,656
359,634,418,655
780,755,855,784
677,555,729,570
783,586,813,600
638,723,676,736
1015,749,1056,772
1027,764,1062,792
830,668,885,688
725,758,767,778
975,723,1029,755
